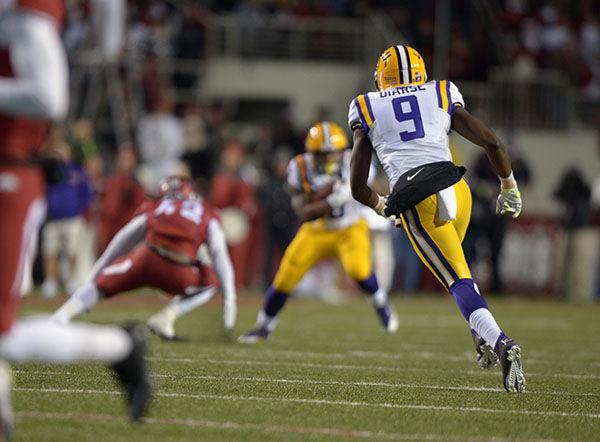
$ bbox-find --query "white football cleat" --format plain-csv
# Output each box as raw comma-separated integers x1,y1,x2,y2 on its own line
471,331,499,369
0,361,13,441
375,303,399,334
147,313,176,341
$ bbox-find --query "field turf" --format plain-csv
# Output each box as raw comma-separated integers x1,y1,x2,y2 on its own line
14,292,600,441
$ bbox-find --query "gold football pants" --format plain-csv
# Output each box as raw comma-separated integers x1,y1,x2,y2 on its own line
273,219,372,293
400,179,472,291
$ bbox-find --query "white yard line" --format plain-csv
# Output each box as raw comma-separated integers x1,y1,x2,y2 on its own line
13,387,600,420
152,347,600,368
149,356,600,379
12,369,598,397
16,410,560,442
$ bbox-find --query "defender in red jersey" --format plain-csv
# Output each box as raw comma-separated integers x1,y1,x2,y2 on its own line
0,1,151,434
52,176,237,339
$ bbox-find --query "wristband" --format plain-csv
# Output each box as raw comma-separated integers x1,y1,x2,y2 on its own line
499,171,517,189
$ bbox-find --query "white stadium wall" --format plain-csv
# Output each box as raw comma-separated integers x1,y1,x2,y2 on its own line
202,58,365,127
453,130,599,216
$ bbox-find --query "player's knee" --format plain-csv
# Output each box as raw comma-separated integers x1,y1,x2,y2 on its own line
346,262,371,282
272,265,300,294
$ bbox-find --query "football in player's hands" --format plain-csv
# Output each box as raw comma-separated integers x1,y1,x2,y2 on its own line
308,181,335,202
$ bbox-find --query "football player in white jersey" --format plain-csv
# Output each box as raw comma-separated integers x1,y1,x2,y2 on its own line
238,121,398,343
348,45,525,393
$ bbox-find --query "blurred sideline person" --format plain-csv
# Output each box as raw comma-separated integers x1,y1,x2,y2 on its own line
0,0,150,434
209,139,258,288
41,141,93,297
52,176,237,340
98,145,146,253
349,45,525,392
239,122,398,343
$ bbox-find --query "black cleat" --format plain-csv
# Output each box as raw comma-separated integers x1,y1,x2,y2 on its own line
111,325,152,421
471,330,498,369
495,335,526,393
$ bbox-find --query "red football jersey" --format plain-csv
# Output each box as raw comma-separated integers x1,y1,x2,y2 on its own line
143,197,220,260
0,0,65,160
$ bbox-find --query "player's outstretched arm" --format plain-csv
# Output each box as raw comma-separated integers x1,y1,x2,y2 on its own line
451,108,522,218
89,214,148,281
350,129,387,216
206,219,237,330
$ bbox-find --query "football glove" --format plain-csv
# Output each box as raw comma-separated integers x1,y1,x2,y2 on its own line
326,181,352,210
496,188,522,218
223,296,237,330
373,194,389,218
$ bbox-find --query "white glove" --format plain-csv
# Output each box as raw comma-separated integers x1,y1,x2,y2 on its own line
496,172,522,218
223,295,237,330
373,194,389,218
326,180,352,210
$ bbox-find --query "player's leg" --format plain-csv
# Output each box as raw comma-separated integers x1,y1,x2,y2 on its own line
51,246,148,324
336,219,398,333
147,287,216,341
238,224,332,343
402,180,525,392
0,318,151,420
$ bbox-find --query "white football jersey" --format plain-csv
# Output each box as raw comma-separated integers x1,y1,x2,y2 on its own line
287,150,364,230
348,80,464,189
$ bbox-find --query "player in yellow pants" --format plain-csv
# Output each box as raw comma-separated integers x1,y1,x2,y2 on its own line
273,219,371,293
239,122,398,343
348,44,525,392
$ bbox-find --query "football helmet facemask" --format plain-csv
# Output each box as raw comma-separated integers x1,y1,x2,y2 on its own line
158,175,198,200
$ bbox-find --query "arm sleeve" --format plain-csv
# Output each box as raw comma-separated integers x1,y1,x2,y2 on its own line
348,98,365,133
0,11,68,119
286,158,302,192
89,214,148,281
449,81,465,112
205,218,236,303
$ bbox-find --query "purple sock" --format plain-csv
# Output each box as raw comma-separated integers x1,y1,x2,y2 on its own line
357,273,379,295
494,332,509,353
450,278,489,321
263,285,289,318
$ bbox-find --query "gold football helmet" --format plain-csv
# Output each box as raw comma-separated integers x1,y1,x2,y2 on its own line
305,121,349,153
374,45,427,91
305,122,348,176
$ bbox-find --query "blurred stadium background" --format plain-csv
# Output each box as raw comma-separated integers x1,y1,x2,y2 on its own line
11,1,600,440
35,0,600,303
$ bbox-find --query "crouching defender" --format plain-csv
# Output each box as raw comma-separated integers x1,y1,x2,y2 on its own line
52,176,237,339
349,45,525,392
239,122,398,343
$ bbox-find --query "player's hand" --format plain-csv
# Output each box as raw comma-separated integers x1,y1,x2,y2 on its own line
223,297,237,330
496,188,522,218
373,194,389,218
326,181,352,209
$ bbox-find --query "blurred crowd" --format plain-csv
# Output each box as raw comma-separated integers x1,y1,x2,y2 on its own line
33,0,599,300
62,0,599,93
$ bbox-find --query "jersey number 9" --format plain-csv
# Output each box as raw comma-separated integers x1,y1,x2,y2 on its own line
392,96,425,142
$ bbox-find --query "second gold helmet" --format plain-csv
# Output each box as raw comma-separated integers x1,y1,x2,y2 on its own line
305,121,349,153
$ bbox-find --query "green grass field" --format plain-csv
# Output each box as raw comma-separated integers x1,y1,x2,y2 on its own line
13,292,600,441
